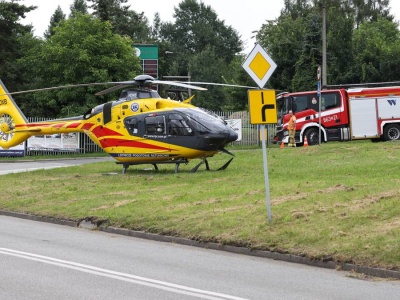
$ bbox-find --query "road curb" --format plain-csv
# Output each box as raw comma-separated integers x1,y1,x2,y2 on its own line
1,209,399,280
0,157,111,163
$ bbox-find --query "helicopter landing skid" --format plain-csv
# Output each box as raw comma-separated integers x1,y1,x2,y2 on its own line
190,157,234,173
117,158,189,174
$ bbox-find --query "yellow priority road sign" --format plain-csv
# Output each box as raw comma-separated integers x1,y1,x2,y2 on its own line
242,43,277,89
248,89,277,124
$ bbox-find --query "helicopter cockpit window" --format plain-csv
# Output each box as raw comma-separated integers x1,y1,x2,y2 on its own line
124,117,139,135
179,108,228,134
145,115,166,135
168,114,193,136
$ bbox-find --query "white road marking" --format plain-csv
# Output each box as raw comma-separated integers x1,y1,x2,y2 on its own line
0,248,248,300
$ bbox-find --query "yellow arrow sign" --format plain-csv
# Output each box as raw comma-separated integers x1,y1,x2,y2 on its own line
248,90,277,124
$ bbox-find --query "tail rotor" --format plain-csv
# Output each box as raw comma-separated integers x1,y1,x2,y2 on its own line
0,81,30,149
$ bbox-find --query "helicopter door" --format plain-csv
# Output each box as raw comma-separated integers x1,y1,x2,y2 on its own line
143,115,170,153
145,115,166,135
124,117,140,135
167,113,194,137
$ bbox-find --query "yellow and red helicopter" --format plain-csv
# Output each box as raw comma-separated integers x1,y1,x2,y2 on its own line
0,75,239,173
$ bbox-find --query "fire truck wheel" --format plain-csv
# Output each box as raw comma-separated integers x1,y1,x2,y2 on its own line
304,128,319,145
383,124,400,141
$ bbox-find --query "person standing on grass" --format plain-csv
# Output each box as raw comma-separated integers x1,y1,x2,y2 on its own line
288,110,296,147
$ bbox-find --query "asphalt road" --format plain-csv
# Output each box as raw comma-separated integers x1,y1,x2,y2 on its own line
0,157,113,175
1,215,400,300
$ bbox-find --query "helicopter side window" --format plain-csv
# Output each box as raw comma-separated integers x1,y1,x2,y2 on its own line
168,114,193,136
124,117,139,135
151,91,161,98
137,91,151,99
137,91,161,99
145,115,166,135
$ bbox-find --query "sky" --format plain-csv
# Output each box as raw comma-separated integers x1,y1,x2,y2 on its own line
18,0,285,52
18,0,400,53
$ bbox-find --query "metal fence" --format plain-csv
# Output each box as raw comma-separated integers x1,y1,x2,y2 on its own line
24,113,276,156
220,111,276,146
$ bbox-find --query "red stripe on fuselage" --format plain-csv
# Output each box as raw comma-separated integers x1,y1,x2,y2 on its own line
81,123,95,131
16,123,52,128
91,126,123,138
66,122,81,129
100,138,169,150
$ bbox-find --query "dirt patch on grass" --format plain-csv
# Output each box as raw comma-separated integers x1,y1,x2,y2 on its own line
91,200,136,211
273,184,355,205
378,217,400,233
273,192,308,204
351,191,399,211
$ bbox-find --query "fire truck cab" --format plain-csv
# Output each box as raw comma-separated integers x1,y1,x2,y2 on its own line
275,86,400,145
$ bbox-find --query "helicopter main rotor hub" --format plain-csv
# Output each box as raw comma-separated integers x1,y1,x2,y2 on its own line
0,114,15,138
1,122,10,133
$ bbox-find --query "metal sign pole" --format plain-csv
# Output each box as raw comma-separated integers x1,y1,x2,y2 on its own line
261,124,272,223
243,44,277,224
317,66,322,145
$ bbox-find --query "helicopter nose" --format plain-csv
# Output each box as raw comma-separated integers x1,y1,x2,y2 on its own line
205,128,238,147
227,128,238,143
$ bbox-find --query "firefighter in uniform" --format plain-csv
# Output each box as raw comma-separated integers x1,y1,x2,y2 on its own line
288,110,296,147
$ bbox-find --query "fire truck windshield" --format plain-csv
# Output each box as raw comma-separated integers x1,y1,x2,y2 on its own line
278,91,342,116
279,96,299,114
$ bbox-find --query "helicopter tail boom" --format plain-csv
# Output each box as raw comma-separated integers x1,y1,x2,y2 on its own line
0,80,30,149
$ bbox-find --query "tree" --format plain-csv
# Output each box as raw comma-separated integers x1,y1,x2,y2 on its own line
256,0,399,92
291,11,321,91
221,54,255,111
88,0,151,41
17,14,141,118
150,12,162,40
353,0,393,28
158,0,243,109
70,0,88,17
350,17,400,83
44,6,66,39
0,0,36,91
89,0,129,22
324,1,355,85
114,10,151,42
188,47,230,110
258,16,306,91
161,0,242,63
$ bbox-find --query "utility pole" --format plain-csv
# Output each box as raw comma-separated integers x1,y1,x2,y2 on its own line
322,2,327,87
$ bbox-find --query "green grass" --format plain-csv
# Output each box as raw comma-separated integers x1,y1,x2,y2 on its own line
1,140,399,270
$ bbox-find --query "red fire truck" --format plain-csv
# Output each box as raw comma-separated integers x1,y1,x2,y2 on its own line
275,85,400,146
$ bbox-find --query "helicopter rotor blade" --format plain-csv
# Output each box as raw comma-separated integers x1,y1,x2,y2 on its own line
185,82,258,89
0,82,123,96
154,80,208,91
95,80,208,96
0,74,208,98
